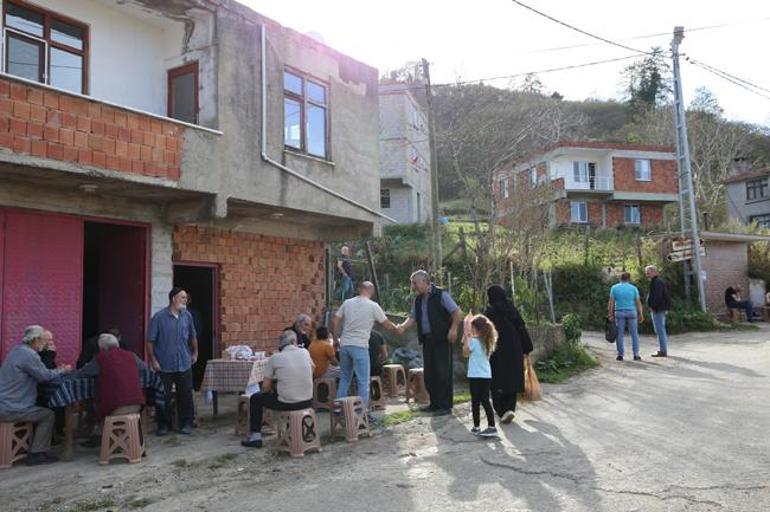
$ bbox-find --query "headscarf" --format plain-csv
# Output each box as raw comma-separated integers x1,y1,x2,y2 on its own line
487,284,514,315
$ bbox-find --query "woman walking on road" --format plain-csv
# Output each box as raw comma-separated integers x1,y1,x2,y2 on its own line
484,285,534,424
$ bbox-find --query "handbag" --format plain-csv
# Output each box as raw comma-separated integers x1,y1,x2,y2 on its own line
605,317,617,343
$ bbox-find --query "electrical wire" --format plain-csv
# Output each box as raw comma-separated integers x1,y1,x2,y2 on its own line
510,0,653,55
687,58,770,101
687,57,770,95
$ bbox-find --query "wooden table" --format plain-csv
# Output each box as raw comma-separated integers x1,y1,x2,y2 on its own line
200,359,266,416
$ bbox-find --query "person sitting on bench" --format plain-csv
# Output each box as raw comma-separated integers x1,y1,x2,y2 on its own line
725,286,753,322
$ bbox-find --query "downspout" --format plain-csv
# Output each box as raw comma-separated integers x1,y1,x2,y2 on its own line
259,23,397,224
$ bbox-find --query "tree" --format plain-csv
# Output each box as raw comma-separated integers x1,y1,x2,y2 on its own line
689,86,722,116
622,47,671,112
520,73,545,95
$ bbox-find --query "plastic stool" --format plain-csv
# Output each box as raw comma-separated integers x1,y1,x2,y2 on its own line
275,408,321,457
0,422,33,469
100,413,145,465
382,364,407,397
369,376,386,410
406,368,430,404
313,377,337,412
330,396,370,442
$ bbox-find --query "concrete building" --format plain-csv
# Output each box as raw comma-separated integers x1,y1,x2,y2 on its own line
493,141,678,229
378,82,432,224
723,168,770,227
0,0,383,379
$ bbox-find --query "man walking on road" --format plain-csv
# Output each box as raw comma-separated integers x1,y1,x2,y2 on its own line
609,272,644,362
332,281,400,409
645,265,671,357
397,270,462,415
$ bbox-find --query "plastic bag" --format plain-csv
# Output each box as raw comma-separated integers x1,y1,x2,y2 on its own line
520,357,542,402
605,318,617,343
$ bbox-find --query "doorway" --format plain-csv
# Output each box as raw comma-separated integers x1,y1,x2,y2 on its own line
173,264,218,389
82,221,148,358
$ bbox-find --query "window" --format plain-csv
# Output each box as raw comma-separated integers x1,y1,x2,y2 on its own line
634,159,651,181
500,177,509,199
3,1,88,94
624,204,641,225
750,213,770,228
746,178,768,201
573,161,596,183
570,201,588,223
529,166,537,187
168,62,198,124
380,188,391,209
283,70,328,159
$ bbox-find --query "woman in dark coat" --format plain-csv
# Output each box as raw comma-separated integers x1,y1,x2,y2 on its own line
485,284,533,424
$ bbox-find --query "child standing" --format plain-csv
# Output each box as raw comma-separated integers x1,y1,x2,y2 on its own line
462,313,498,437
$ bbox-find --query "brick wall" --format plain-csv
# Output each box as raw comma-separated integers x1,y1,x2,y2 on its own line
556,200,666,228
173,226,325,351
700,241,749,314
613,157,677,194
0,78,182,179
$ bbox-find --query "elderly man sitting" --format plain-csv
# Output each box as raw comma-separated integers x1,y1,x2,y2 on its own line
75,334,146,446
0,325,71,465
287,314,313,349
241,330,314,448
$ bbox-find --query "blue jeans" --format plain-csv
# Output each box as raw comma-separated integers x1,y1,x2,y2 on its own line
651,310,668,354
341,276,354,301
615,310,640,358
336,345,370,408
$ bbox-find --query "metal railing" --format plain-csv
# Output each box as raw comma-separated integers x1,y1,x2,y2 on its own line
565,176,613,191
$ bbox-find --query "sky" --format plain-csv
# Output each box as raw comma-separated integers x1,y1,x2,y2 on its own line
242,0,770,127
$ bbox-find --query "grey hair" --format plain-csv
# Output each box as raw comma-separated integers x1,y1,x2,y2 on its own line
278,329,298,349
295,313,311,325
410,270,430,283
22,325,45,345
97,333,120,351
645,265,658,273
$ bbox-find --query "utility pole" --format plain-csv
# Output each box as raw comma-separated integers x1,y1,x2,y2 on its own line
671,26,707,312
422,58,443,275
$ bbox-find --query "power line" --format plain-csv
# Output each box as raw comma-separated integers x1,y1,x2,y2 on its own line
510,17,770,56
510,0,653,55
687,57,770,95
687,58,770,101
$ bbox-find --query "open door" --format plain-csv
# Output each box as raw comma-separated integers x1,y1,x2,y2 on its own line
1,210,84,365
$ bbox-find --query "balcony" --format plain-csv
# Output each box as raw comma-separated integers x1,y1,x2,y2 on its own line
564,176,613,192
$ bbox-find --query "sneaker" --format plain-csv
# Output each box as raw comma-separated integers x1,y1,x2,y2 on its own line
479,427,498,438
616,355,624,361
470,427,481,436
26,452,59,466
633,355,642,361
240,439,263,448
179,425,193,435
156,425,169,437
501,411,515,424
651,351,668,358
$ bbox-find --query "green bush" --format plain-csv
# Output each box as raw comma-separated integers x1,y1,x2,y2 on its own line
535,338,599,384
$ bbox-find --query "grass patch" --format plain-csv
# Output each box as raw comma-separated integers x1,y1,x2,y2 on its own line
535,341,600,384
207,452,238,470
126,497,156,509
381,410,415,427
54,497,117,512
171,458,189,468
453,392,471,405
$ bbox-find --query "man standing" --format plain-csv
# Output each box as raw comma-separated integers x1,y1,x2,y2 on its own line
609,272,644,362
0,325,71,465
645,265,671,357
287,314,313,349
241,330,314,449
147,287,198,436
332,281,400,409
397,270,462,415
337,245,354,301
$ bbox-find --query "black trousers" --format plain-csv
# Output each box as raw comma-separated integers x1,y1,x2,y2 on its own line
491,387,518,418
249,392,312,433
422,335,454,410
469,378,495,428
157,369,194,429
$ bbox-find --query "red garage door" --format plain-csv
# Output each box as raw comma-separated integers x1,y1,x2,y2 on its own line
1,211,84,365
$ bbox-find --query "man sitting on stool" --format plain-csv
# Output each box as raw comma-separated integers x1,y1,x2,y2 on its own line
725,286,753,322
75,333,146,447
242,330,314,449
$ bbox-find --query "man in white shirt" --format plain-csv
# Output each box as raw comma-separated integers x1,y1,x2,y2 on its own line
331,281,399,408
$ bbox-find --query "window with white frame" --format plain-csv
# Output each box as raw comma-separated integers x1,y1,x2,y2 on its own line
624,204,641,224
529,166,537,187
573,161,596,183
634,159,651,181
500,177,509,199
570,201,588,223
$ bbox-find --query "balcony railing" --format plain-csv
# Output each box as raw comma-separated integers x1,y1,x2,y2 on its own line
565,177,613,191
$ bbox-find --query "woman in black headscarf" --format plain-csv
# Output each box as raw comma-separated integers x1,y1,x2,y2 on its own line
484,284,533,423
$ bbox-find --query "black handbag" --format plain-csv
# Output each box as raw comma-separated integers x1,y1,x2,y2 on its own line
605,318,617,343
